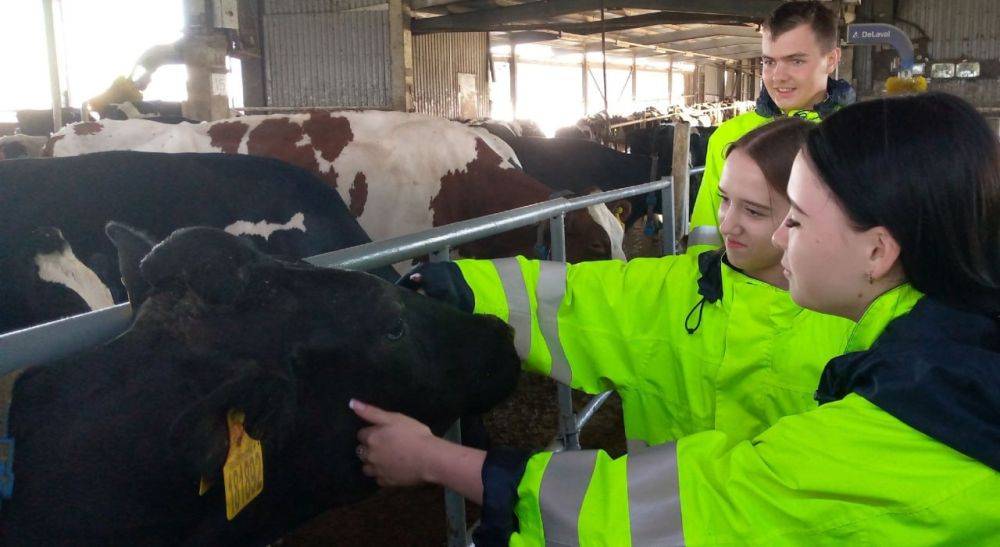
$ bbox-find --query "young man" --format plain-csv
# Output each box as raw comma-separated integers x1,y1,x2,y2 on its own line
687,0,855,252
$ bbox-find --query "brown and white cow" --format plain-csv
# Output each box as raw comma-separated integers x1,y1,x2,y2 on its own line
48,111,627,263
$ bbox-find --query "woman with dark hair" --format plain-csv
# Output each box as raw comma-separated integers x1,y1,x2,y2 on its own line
354,93,999,545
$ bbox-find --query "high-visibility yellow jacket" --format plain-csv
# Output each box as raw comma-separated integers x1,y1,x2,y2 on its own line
456,251,855,449
500,286,1000,546
687,78,856,253
686,109,820,253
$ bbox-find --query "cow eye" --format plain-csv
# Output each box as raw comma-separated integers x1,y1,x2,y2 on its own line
386,318,406,341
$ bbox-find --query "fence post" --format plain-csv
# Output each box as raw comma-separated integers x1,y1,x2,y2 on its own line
547,214,580,451
671,121,691,250
431,246,469,547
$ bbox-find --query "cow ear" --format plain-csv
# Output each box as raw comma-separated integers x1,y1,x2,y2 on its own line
140,227,262,306
169,358,298,479
609,199,632,224
105,222,156,307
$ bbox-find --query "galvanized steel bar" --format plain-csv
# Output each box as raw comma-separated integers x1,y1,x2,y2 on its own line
429,245,469,547
547,214,581,452
575,390,614,431
0,304,132,376
308,178,673,272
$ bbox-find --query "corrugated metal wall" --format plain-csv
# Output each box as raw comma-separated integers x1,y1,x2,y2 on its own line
413,32,490,119
899,0,1000,60
897,0,1000,108
262,0,391,108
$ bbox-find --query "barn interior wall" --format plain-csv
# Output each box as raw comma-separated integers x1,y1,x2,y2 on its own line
413,32,490,119
260,0,393,108
852,0,1000,108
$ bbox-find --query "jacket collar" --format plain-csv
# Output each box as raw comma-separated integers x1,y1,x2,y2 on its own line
695,249,727,304
844,284,924,353
817,297,1000,471
755,78,856,119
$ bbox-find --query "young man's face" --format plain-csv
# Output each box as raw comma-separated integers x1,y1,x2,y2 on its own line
761,23,841,111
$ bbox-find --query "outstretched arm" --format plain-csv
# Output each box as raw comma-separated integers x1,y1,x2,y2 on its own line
351,399,486,504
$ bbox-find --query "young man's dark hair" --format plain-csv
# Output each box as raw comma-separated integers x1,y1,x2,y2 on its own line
762,1,839,52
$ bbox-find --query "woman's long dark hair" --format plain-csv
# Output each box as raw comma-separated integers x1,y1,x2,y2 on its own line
805,92,1000,316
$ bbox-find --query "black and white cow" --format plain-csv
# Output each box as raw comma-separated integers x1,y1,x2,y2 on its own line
498,135,709,226
2,224,520,545
0,151,397,334
0,226,115,332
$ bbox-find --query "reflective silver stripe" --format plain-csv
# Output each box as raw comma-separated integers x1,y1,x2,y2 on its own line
627,442,685,546
539,450,598,546
626,439,650,454
536,261,572,385
687,225,722,248
492,258,533,359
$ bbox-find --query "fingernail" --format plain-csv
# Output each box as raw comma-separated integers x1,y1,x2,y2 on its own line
411,273,422,282
349,399,364,410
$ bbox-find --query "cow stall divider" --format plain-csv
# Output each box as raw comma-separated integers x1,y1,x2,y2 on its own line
0,164,705,546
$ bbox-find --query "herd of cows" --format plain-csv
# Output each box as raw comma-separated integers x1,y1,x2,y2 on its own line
0,108,710,544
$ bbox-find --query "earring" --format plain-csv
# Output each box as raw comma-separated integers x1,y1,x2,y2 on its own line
867,272,874,284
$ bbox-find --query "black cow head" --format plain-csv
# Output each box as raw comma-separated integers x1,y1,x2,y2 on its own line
102,223,520,538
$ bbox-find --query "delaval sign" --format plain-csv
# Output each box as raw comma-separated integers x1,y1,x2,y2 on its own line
847,23,915,71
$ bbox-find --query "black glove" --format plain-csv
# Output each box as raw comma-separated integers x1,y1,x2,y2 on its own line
396,262,475,313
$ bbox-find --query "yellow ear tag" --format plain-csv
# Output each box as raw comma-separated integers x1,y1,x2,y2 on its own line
198,476,214,496
222,409,264,520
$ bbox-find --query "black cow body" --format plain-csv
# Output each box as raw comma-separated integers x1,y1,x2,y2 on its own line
0,151,396,334
2,225,520,546
501,137,663,226
506,136,659,191
15,108,84,136
99,100,196,124
624,123,708,169
502,134,708,226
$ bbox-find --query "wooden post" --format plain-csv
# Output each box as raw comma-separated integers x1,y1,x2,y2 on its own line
582,45,589,115
389,0,413,112
668,57,674,105
672,121,691,243
510,42,518,118
631,51,637,107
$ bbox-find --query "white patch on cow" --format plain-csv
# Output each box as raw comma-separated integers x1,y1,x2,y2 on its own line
587,204,627,261
224,212,307,241
468,127,520,169
328,111,489,243
295,132,312,147
34,247,115,311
